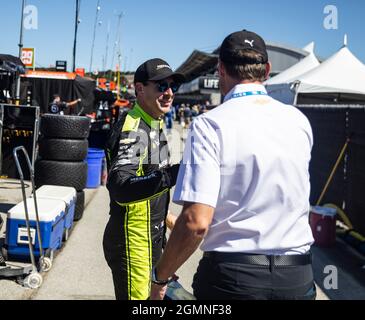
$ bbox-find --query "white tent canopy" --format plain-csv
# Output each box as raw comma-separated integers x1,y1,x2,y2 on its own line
296,46,365,95
265,51,320,85
265,42,320,104
302,42,315,54
266,45,365,105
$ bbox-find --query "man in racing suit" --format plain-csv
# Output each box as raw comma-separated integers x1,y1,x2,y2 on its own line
103,58,185,300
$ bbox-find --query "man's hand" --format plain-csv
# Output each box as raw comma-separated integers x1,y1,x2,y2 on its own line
166,211,177,230
150,283,168,300
67,99,82,108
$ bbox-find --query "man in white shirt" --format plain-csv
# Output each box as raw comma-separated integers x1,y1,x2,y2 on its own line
150,30,316,300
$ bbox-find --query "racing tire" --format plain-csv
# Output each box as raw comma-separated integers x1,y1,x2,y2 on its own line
40,114,91,139
38,138,88,161
73,191,85,221
35,160,87,191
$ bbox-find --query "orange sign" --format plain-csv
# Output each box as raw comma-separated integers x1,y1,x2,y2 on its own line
23,71,76,80
21,48,35,68
98,78,107,89
109,81,116,90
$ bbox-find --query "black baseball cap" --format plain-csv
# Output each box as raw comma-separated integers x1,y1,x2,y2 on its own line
219,30,268,64
134,58,185,84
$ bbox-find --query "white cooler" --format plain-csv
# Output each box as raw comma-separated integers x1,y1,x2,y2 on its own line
6,198,65,259
33,185,77,241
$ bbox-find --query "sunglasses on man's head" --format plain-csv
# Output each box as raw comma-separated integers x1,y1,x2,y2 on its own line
152,81,181,94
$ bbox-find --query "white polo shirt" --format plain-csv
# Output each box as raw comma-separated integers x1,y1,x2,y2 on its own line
173,83,314,255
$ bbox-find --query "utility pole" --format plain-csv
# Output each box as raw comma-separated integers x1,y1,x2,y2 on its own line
127,48,133,72
18,0,26,58
116,64,120,100
89,0,101,74
15,0,26,105
103,20,111,72
102,55,105,75
72,0,81,72
116,41,123,100
110,11,124,79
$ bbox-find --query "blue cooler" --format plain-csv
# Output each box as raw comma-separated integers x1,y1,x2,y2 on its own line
6,198,65,259
33,185,77,241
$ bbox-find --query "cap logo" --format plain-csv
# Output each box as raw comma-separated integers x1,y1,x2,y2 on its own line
156,64,171,70
245,39,254,47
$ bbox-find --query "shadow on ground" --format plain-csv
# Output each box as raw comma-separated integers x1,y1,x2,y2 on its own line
0,203,17,214
312,238,365,300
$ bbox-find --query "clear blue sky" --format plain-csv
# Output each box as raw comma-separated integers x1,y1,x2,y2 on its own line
1,0,364,73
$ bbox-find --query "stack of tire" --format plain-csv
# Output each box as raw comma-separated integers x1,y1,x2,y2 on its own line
35,114,91,221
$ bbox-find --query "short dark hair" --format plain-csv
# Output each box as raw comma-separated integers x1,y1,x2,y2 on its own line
221,49,267,82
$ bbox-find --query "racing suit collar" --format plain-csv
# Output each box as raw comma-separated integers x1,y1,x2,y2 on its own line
133,103,163,129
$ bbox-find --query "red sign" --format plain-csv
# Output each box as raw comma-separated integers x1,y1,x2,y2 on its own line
75,68,85,77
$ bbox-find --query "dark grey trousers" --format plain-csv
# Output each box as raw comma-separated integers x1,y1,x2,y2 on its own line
192,254,316,300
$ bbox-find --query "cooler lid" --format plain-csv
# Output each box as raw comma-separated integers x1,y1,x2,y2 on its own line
8,198,66,222
33,185,76,203
310,205,337,217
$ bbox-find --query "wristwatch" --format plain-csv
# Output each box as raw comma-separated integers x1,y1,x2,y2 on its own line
151,266,172,286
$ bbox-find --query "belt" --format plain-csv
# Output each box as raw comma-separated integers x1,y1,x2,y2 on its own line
203,251,312,266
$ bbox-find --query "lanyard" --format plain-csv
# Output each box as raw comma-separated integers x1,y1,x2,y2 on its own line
227,90,267,101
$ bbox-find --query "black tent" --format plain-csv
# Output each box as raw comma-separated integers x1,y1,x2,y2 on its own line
0,54,25,73
0,54,25,101
21,74,96,114
74,75,96,113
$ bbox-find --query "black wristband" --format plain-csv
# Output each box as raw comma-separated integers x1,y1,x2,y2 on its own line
151,266,172,286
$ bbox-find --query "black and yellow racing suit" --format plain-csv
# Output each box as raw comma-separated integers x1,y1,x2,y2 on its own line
103,103,178,300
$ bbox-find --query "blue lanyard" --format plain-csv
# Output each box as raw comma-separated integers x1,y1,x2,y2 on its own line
228,90,267,101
